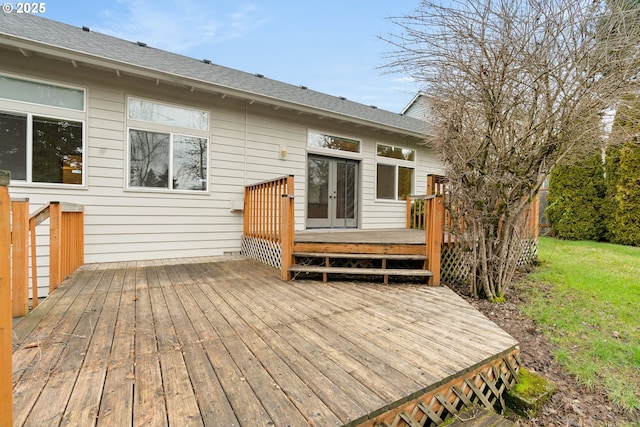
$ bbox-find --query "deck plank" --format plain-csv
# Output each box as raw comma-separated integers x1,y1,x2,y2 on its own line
12,264,103,427
59,264,123,427
203,265,360,425
96,262,136,427
170,263,275,425
12,257,519,427
133,262,168,427
153,260,204,427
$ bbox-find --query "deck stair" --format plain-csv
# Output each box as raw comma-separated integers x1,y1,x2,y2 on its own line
289,251,433,284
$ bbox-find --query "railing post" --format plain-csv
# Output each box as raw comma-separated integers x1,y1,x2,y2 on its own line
406,197,412,229
29,215,38,309
11,198,29,317
280,194,295,281
529,195,540,239
0,170,14,427
49,201,62,292
426,196,444,286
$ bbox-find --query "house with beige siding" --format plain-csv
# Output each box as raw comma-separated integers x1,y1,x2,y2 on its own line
0,13,443,296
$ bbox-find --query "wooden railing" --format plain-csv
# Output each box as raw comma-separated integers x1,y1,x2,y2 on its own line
406,195,428,230
0,171,13,426
243,175,295,280
5,197,84,317
425,195,444,286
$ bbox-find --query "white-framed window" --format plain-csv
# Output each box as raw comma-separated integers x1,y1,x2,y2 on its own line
308,130,361,154
126,97,209,192
0,74,86,186
376,143,416,200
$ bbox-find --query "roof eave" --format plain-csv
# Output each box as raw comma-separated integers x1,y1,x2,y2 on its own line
0,33,431,139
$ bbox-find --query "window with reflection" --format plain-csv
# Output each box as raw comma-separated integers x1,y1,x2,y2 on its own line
375,143,415,200
308,131,360,153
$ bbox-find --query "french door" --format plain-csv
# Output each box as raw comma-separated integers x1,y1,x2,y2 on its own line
306,155,359,228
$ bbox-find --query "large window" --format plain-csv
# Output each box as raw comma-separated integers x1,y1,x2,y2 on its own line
127,98,209,192
376,144,416,200
0,75,85,186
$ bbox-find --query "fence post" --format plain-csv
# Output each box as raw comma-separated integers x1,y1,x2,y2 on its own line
426,196,444,286
0,170,14,427
11,199,29,317
49,201,62,292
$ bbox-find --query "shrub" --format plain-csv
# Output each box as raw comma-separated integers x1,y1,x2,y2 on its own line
546,153,606,240
607,143,640,246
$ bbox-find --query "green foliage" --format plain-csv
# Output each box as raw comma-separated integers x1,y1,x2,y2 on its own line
607,143,640,246
520,237,640,411
606,94,640,247
546,153,606,240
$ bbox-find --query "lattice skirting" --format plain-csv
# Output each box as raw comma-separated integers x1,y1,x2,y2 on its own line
441,238,538,284
240,236,282,270
363,350,521,427
516,238,538,267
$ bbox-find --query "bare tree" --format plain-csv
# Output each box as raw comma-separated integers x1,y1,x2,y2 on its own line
386,0,640,298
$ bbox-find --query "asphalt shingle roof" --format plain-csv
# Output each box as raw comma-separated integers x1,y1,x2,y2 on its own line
0,13,431,137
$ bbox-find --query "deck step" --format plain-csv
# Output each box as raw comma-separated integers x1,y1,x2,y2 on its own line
293,252,428,261
289,265,433,276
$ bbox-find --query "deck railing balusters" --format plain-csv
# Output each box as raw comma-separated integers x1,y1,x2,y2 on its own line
0,190,84,316
243,175,295,276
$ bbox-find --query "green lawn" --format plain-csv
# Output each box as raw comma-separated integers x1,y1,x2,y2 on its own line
519,237,640,412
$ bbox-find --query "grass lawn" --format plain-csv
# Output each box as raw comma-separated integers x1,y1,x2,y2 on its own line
519,237,640,412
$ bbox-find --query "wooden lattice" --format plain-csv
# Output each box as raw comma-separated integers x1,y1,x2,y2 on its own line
370,351,521,427
440,246,471,284
516,238,538,267
441,239,538,284
240,236,281,269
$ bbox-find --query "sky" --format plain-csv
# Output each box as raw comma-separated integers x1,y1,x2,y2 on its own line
33,0,424,113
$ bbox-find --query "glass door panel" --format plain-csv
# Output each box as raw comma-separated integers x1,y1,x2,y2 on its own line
307,155,358,228
307,157,331,227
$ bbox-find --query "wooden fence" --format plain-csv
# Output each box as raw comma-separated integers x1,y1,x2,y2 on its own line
5,197,84,317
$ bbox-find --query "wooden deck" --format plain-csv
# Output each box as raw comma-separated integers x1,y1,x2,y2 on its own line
12,256,519,427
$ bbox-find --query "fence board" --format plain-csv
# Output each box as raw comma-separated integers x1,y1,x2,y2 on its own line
0,170,13,427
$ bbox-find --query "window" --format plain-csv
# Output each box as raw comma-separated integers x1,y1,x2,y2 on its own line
376,144,415,200
127,98,209,192
0,73,86,186
128,98,208,131
377,144,415,161
308,130,360,153
0,75,84,111
0,112,84,185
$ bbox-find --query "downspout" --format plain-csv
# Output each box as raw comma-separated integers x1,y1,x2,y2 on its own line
243,102,248,185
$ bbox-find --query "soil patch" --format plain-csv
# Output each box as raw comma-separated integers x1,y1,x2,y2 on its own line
447,281,639,426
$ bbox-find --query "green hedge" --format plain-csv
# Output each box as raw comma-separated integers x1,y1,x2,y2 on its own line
607,143,640,246
546,153,606,241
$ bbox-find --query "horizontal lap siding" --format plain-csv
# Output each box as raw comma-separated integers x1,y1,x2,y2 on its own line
3,52,443,299
360,137,443,229
243,110,307,230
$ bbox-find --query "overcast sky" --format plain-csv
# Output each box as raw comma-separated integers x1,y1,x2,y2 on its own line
35,0,423,112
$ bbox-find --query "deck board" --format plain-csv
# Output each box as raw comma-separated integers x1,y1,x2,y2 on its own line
12,256,518,427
